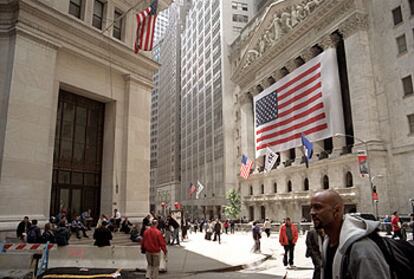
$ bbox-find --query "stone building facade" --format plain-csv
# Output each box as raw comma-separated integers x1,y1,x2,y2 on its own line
0,0,171,237
230,0,414,222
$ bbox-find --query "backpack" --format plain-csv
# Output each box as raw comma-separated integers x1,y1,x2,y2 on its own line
27,227,38,243
346,232,414,279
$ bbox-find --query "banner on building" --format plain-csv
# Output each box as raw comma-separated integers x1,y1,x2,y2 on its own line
253,48,345,157
196,180,205,199
357,150,369,177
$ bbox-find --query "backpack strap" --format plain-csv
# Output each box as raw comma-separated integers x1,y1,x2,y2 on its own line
367,231,396,279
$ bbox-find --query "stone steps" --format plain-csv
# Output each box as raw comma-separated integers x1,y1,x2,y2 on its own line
69,230,138,247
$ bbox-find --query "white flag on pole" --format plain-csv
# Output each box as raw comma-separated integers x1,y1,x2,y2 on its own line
196,180,204,199
264,147,278,173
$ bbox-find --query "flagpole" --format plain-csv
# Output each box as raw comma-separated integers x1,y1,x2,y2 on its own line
100,1,148,34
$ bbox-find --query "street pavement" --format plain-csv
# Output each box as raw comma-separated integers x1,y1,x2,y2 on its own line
159,230,314,279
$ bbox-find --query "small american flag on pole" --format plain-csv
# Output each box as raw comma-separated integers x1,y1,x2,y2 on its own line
134,0,158,53
254,48,345,157
240,154,253,179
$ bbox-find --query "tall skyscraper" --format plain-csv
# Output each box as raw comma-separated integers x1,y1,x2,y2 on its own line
180,0,258,219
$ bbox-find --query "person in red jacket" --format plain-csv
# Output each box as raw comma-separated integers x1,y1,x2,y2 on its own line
141,219,167,279
279,217,298,267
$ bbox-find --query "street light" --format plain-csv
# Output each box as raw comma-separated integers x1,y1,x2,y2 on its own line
334,133,378,217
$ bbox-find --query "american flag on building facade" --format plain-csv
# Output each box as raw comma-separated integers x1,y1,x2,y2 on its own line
188,183,197,198
254,48,345,158
240,154,253,179
134,0,158,53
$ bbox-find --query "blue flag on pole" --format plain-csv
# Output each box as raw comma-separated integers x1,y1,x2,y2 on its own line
36,242,49,277
301,133,313,168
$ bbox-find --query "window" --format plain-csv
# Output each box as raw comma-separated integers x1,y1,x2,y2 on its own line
345,172,353,188
409,0,414,16
261,184,264,194
392,6,403,26
396,34,408,54
273,182,277,193
402,75,414,97
249,185,253,195
408,114,414,134
304,178,309,191
232,14,248,23
69,0,82,18
287,181,292,192
92,0,104,30
323,175,329,189
113,10,123,40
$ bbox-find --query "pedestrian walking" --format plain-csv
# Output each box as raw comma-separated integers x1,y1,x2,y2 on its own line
279,217,298,267
252,221,261,253
230,220,235,234
213,219,222,244
391,211,403,239
93,220,112,247
224,220,229,234
305,228,324,279
310,190,390,279
141,219,167,279
263,218,271,237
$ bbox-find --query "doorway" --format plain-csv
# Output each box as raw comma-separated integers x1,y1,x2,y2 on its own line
51,90,105,222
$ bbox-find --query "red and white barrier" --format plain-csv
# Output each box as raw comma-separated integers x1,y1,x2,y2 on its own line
2,243,56,252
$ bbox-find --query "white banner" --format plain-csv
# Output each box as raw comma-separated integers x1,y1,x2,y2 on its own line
264,147,278,173
254,48,345,157
196,180,204,199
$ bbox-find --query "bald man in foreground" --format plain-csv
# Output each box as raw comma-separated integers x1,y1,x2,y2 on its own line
310,190,390,279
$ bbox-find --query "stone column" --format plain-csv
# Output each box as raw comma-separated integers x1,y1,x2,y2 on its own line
339,14,381,144
280,151,289,167
294,147,303,166
0,32,59,230
121,74,152,219
239,93,255,159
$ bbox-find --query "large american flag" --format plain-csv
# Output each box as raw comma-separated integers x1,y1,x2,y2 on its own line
134,0,158,53
254,48,345,157
240,154,253,179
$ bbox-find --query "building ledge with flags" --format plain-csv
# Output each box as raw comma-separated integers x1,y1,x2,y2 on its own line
0,0,173,238
230,0,413,223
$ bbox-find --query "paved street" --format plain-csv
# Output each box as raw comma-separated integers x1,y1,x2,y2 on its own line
159,230,314,279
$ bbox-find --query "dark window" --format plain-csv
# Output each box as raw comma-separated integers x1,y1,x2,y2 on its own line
249,185,253,195
396,34,408,54
69,0,82,18
323,175,329,189
92,0,104,30
260,206,265,221
345,172,353,188
261,184,264,194
113,10,123,40
410,0,414,15
408,114,414,134
304,178,309,191
392,6,403,26
402,75,414,97
273,182,277,193
232,14,248,23
287,181,292,192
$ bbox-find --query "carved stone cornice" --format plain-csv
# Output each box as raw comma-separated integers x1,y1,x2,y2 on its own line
338,12,369,38
5,0,160,82
231,0,361,89
239,92,253,106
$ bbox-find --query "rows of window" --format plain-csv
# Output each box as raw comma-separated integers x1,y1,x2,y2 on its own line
248,172,354,195
232,1,248,11
69,0,124,40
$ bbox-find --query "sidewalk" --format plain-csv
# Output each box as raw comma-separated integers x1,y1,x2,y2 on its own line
162,231,314,279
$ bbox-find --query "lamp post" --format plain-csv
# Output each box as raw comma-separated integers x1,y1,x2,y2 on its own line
371,175,383,220
335,133,378,217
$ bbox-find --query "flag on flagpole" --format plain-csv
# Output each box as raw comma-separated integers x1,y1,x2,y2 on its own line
264,147,278,173
188,183,196,198
240,154,253,179
253,48,345,157
36,242,50,277
196,180,205,199
301,133,313,168
134,0,158,53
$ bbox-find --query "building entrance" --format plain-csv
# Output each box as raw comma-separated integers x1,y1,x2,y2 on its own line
51,90,105,222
